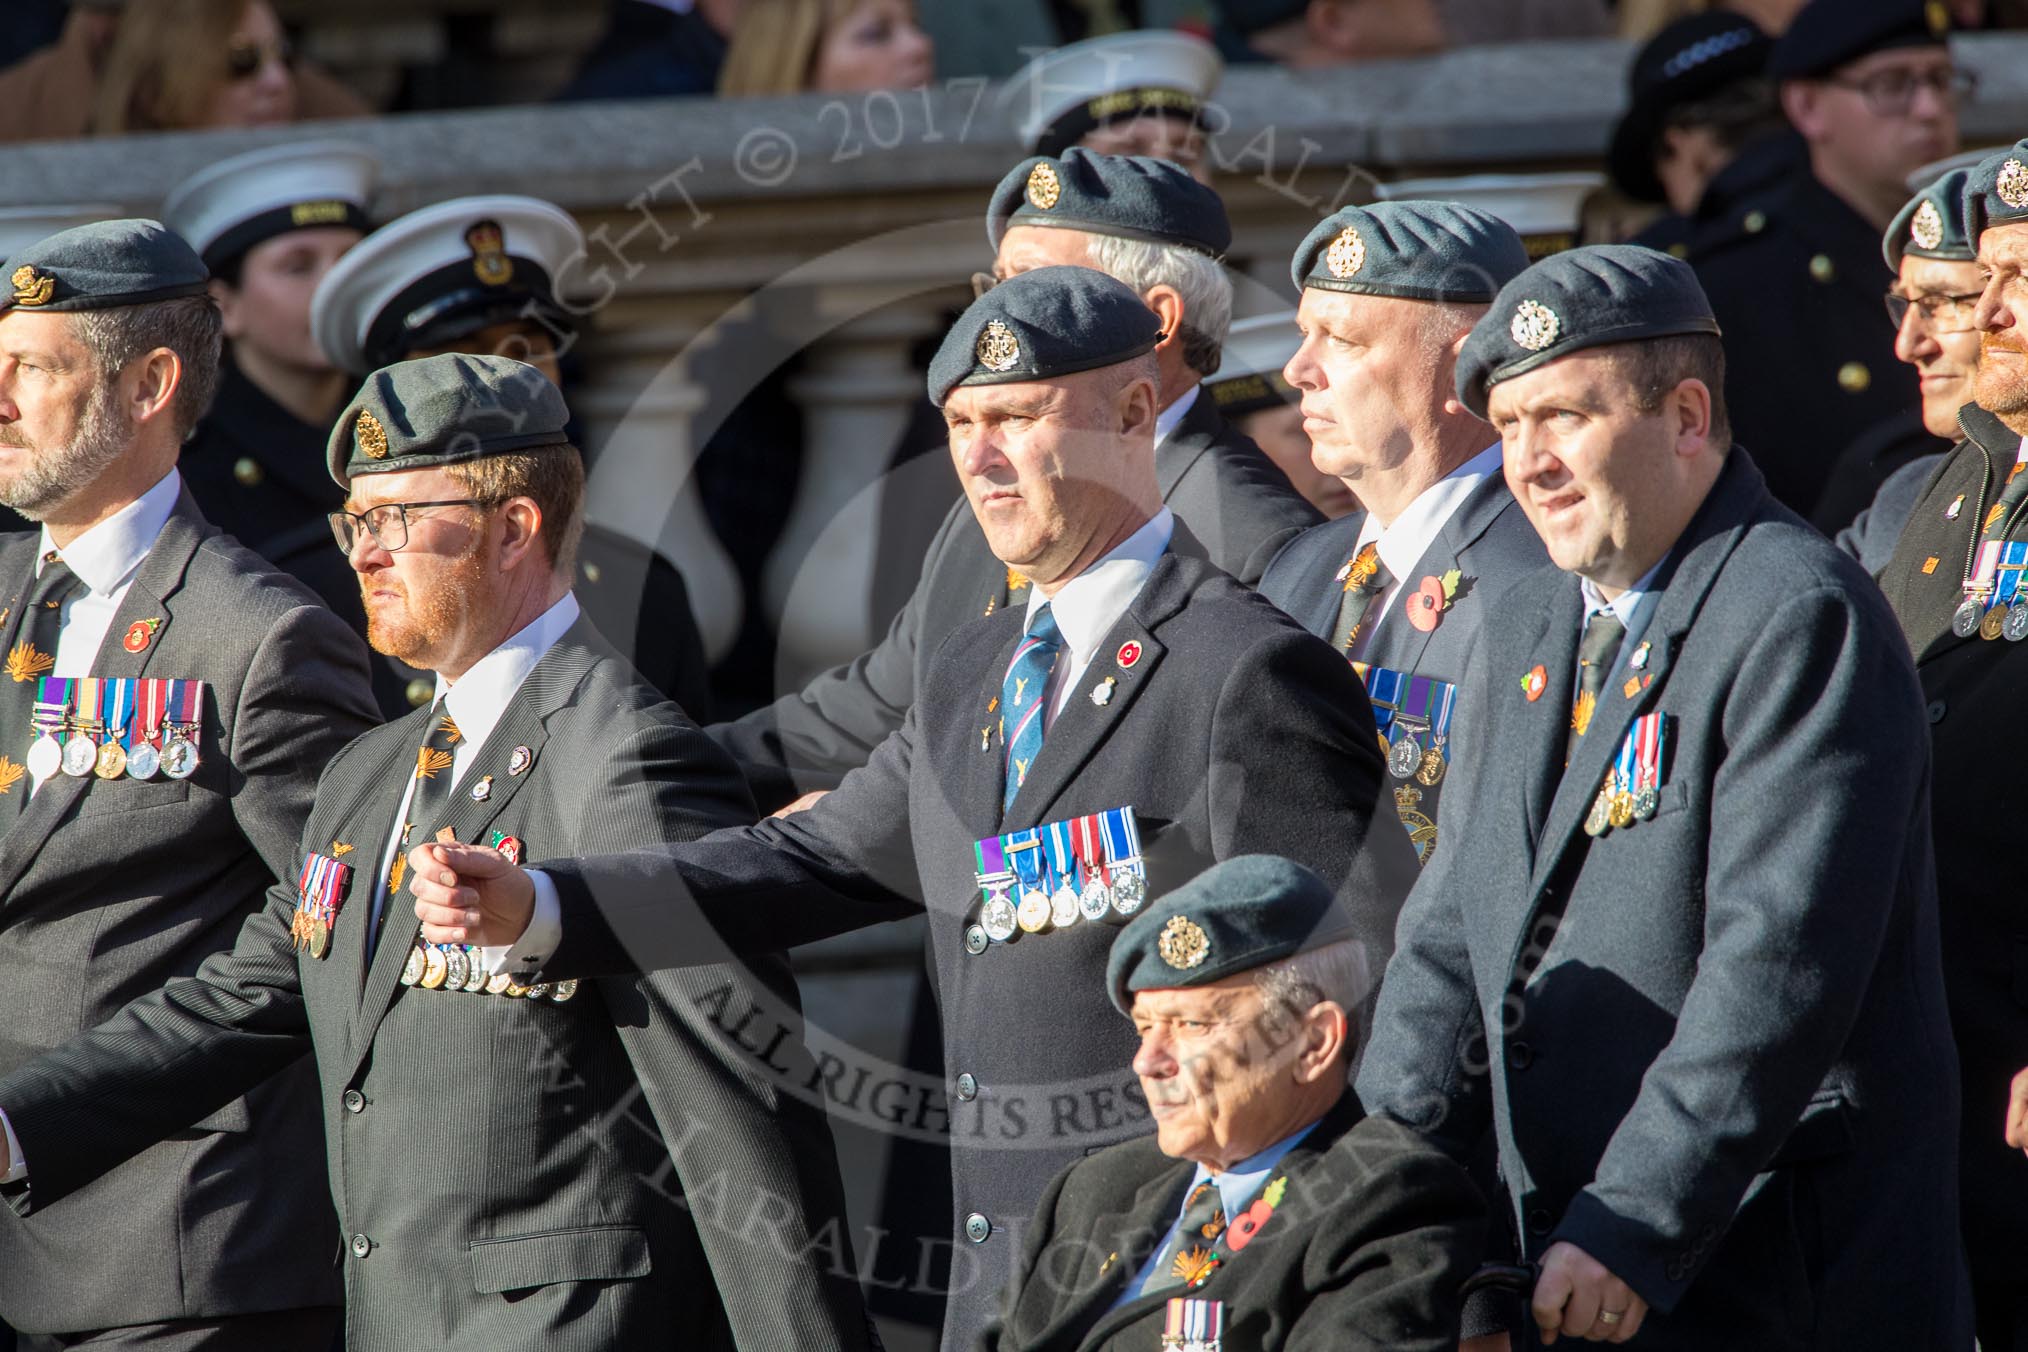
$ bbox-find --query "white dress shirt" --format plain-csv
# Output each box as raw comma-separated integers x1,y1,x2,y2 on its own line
371,593,579,977
29,469,182,789
1351,444,1502,656
1023,508,1175,728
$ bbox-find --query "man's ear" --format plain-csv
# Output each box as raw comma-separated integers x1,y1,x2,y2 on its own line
1293,1001,1349,1084
496,496,544,571
1144,284,1185,354
1118,374,1159,438
1671,378,1715,457
126,347,181,429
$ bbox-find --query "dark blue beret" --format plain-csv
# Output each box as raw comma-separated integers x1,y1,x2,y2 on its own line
1964,140,2028,245
1106,855,1352,1015
0,219,207,314
987,148,1230,258
1455,244,1721,420
1769,0,1948,81
1608,13,1773,204
928,265,1161,408
1886,167,1976,269
1291,200,1529,305
328,352,571,488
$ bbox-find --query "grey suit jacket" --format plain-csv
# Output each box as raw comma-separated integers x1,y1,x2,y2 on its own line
711,394,1322,807
534,550,1420,1352
1355,452,1969,1348
1258,473,1547,864
0,492,377,1334
0,623,876,1352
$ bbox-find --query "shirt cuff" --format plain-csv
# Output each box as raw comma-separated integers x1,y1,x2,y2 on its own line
1,1108,26,1182
482,869,560,978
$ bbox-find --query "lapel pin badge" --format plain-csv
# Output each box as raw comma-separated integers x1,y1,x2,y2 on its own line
122,618,162,654
1946,494,1965,521
508,745,534,776
470,774,492,802
1091,676,1116,707
1116,640,1142,670
1630,641,1651,670
1521,664,1547,702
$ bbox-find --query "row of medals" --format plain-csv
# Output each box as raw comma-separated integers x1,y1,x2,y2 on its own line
399,940,578,1002
1385,725,1447,786
979,867,1147,943
1585,777,1659,836
1952,593,2028,642
27,722,197,782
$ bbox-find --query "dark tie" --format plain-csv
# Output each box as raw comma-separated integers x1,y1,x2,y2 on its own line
1144,1180,1228,1295
1331,542,1393,657
1985,457,2028,542
375,696,462,952
0,554,81,825
1567,609,1626,762
1001,605,1063,810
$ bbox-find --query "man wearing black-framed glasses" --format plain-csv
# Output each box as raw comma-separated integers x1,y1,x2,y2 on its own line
1689,0,1960,519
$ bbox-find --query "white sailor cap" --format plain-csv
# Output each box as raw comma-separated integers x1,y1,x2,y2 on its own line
1378,172,1604,261
0,206,120,269
310,194,583,376
1204,312,1299,419
162,141,377,272
1000,30,1222,156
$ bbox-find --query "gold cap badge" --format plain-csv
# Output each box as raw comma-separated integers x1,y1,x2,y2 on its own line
1158,915,1210,970
10,266,53,308
1510,299,1561,352
465,219,513,287
1324,225,1366,280
976,320,1021,373
1927,0,1949,35
1999,159,2028,211
1910,199,1945,252
1025,162,1061,211
356,410,390,459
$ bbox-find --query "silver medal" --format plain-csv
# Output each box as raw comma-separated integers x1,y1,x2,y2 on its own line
162,737,199,780
441,945,470,992
1049,883,1081,929
400,945,425,987
124,740,160,779
60,734,97,777
1953,598,1985,638
25,734,60,780
461,947,487,992
1388,731,1423,779
981,897,1018,943
549,978,579,1003
1078,878,1113,921
1111,869,1147,916
2006,603,2028,643
1634,787,1660,820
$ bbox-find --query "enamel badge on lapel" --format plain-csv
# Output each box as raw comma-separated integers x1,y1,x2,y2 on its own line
1091,676,1116,707
508,744,533,776
1630,641,1651,669
489,830,523,865
470,774,492,802
1116,641,1142,670
1404,570,1463,633
122,618,162,654
1521,664,1547,701
330,840,353,856
1947,494,1965,521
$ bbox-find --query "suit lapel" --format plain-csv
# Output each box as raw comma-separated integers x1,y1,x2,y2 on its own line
1004,556,1193,827
0,501,205,901
1027,1164,1190,1352
314,724,424,1013
346,641,596,1071
1917,408,2011,666
943,618,1025,840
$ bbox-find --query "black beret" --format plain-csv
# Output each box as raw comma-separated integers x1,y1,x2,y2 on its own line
1106,855,1352,1015
1217,0,1307,37
1769,0,1949,82
1963,139,2028,245
0,219,208,314
1607,13,1773,204
329,352,571,488
1456,244,1721,420
928,265,1161,408
1885,167,1977,270
1291,200,1529,305
987,148,1230,258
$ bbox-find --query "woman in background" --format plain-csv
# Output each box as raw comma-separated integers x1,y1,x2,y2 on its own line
93,0,365,134
720,0,934,96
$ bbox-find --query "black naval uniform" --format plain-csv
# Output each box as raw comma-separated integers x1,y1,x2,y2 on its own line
1875,402,2028,1348
1628,131,1805,259
1691,169,1938,517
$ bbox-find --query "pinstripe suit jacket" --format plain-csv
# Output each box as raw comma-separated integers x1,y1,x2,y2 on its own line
0,621,876,1352
1356,452,1968,1347
0,492,378,1334
530,550,1420,1352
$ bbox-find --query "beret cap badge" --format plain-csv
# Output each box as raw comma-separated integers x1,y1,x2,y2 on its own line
1025,162,1062,211
2000,159,2028,211
355,409,390,460
1158,914,1210,970
976,320,1022,373
1911,199,1945,251
1510,299,1562,352
1324,225,1366,280
10,266,54,308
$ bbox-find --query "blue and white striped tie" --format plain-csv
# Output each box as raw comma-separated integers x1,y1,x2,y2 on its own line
1001,604,1064,810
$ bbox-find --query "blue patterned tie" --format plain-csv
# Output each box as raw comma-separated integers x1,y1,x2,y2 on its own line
1001,604,1063,809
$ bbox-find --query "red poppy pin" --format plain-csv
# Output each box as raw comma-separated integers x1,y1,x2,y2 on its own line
1404,570,1464,633
1224,1176,1288,1255
122,617,162,653
1116,640,1142,670
1521,664,1547,701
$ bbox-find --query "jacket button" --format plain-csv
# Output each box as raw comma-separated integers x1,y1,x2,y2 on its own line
1507,1040,1534,1070
964,925,988,955
405,679,433,709
955,1073,978,1102
1837,361,1871,393
964,1212,991,1244
342,1090,365,1114
1526,1207,1552,1235
232,456,264,486
1927,699,1947,725
348,1233,371,1258
1809,253,1835,284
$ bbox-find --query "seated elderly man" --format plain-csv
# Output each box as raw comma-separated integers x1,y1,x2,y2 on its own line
983,855,1485,1352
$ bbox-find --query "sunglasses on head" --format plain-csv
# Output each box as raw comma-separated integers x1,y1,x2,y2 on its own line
225,37,293,80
